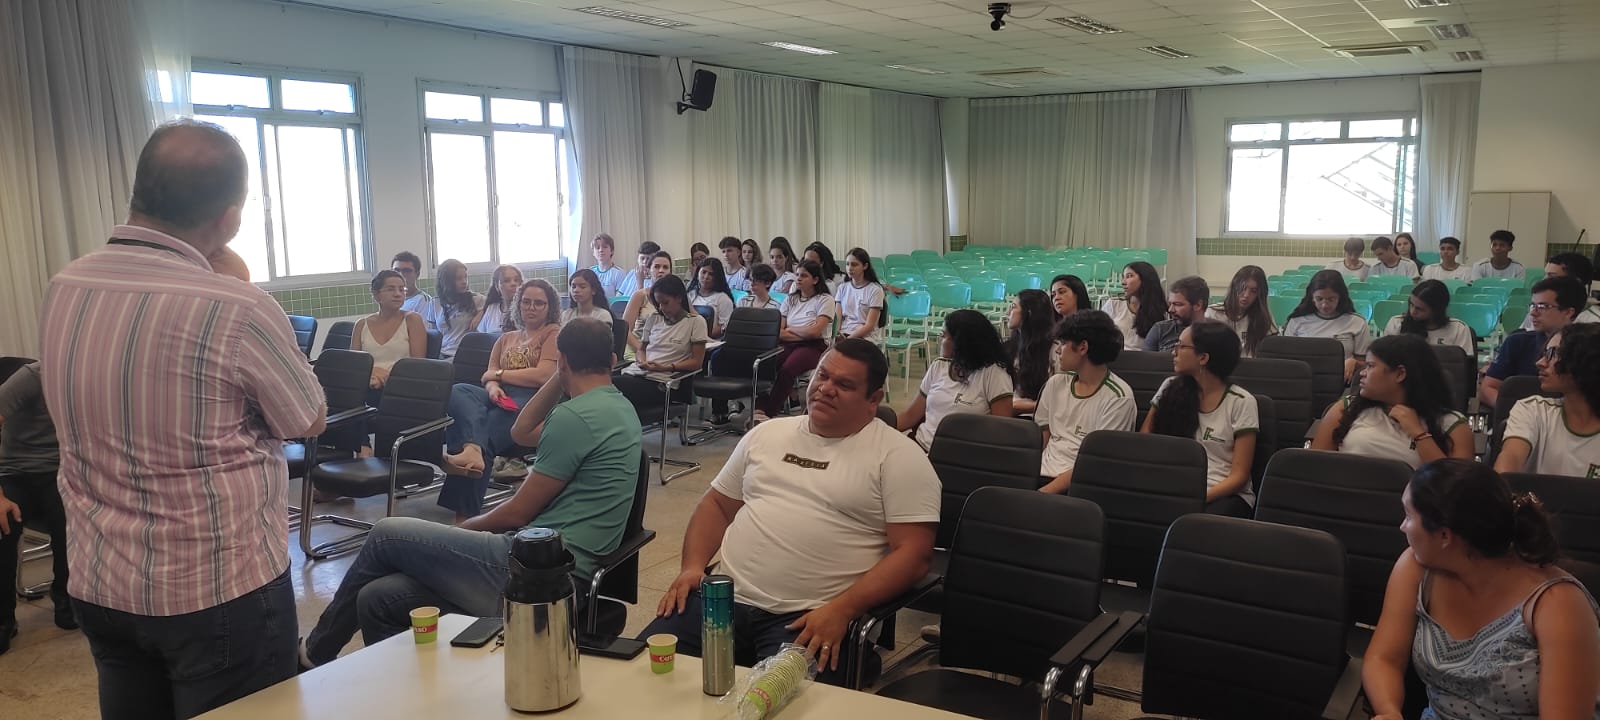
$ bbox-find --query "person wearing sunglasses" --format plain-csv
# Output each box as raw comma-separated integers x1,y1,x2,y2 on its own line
1481,277,1585,408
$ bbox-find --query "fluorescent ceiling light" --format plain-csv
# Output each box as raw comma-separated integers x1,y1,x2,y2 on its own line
1139,45,1193,59
761,41,837,55
1046,16,1123,35
1403,0,1451,7
885,64,947,75
1428,23,1472,40
979,80,1024,89
572,6,688,28
1452,50,1484,62
1206,65,1245,76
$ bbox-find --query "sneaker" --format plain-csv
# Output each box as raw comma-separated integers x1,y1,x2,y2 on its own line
54,604,77,631
709,414,732,427
297,637,318,673
494,457,528,480
919,624,941,643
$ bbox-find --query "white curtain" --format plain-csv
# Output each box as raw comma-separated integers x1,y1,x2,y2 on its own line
706,69,819,245
0,0,186,357
561,46,654,270
1417,73,1480,250
966,89,1197,274
818,84,945,256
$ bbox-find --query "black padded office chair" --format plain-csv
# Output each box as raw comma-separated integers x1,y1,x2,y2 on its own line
875,404,898,428
3,358,53,600
1258,335,1348,418
1506,472,1600,593
623,368,702,485
300,358,454,559
876,488,1111,720
692,304,716,333
288,314,317,358
323,321,355,352
584,449,657,636
424,329,443,360
1069,430,1206,588
1250,394,1277,495
451,332,500,386
1487,375,1551,464
1430,345,1475,415
685,308,781,446
1108,350,1174,417
286,350,374,504
1232,357,1314,451
609,298,630,319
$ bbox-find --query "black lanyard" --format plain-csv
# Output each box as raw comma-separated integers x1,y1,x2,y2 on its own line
108,237,191,260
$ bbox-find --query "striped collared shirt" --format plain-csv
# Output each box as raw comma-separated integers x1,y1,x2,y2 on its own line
39,225,325,616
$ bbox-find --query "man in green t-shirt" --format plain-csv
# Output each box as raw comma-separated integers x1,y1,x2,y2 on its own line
302,318,642,666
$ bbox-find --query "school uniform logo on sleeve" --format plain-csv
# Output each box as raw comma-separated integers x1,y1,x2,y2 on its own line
782,453,830,471
1201,427,1225,443
1589,464,1600,480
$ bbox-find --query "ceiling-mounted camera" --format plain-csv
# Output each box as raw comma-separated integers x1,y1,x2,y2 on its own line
988,2,1010,31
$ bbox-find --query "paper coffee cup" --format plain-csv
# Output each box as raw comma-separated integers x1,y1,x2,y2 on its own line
647,633,677,674
410,606,440,644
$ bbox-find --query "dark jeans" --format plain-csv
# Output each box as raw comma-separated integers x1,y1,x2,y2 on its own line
0,471,70,622
439,382,538,516
638,590,846,686
74,570,297,720
1205,494,1253,518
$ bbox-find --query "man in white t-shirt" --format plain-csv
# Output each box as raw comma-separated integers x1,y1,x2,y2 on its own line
1326,237,1370,282
391,251,434,315
720,236,750,292
1421,236,1474,283
1494,323,1600,478
1369,236,1419,278
1472,229,1525,280
1038,310,1137,493
642,340,939,683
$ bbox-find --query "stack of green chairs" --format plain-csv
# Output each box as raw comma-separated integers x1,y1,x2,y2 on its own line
1456,302,1501,341
1351,289,1390,305
927,282,972,325
1369,275,1415,292
971,277,1008,317
1003,270,1042,296
884,290,932,394
1352,299,1375,322
885,254,916,271
1474,277,1523,293
1441,279,1470,295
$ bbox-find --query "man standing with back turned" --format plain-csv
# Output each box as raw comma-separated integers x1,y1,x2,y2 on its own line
39,120,326,719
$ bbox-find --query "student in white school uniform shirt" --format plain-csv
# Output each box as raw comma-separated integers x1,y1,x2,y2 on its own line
897,310,1014,451
1282,269,1372,382
1326,236,1370,282
719,236,750,292
1037,310,1137,493
589,233,626,299
1420,236,1475,283
1515,253,1599,332
737,264,782,311
687,258,738,338
1472,229,1526,280
1312,335,1474,470
1381,280,1475,359
1369,236,1419,279
1140,322,1258,518
561,269,614,328
1495,324,1600,478
1100,261,1166,352
834,248,886,346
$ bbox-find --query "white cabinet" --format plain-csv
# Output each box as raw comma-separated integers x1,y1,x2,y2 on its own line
1466,192,1550,271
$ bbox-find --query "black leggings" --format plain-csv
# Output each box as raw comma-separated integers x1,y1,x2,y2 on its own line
1205,494,1253,518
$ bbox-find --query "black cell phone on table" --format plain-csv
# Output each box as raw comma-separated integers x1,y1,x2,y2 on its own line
578,633,647,660
450,616,504,648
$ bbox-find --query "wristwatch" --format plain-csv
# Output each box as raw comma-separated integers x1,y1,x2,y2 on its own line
495,369,504,380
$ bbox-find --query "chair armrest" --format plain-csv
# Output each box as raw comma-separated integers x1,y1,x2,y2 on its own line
393,416,455,448
865,572,941,622
325,405,378,429
592,529,657,571
1321,657,1365,720
655,368,702,390
843,572,943,689
1049,610,1142,670
754,346,785,363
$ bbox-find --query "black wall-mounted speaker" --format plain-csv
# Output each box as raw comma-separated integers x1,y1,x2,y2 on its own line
677,69,717,114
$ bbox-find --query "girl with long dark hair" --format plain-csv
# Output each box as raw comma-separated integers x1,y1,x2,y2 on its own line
767,237,800,293
836,248,886,345
1140,321,1258,517
1312,334,1472,468
688,257,737,338
424,258,483,360
615,274,710,409
1205,265,1276,357
475,264,524,333
1005,288,1056,414
898,309,1014,451
622,251,677,354
1100,261,1165,351
1495,323,1600,476
1394,232,1421,270
1283,269,1371,381
753,260,836,425
1049,274,1092,317
1383,279,1474,357
804,241,846,288
562,268,613,327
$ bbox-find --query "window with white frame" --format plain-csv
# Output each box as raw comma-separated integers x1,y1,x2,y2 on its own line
421,84,570,266
191,63,369,282
1225,116,1418,236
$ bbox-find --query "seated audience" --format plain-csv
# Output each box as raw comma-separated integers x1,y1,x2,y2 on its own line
1382,279,1475,358
421,258,483,361
898,309,1014,451
1005,289,1056,415
590,233,624,298
1394,232,1421,273
688,258,737,338
1312,335,1473,469
1421,236,1474,282
1049,274,1093,317
1143,275,1209,352
0,362,72,654
561,268,614,327
1495,323,1600,477
1206,264,1276,357
1362,459,1600,720
439,279,562,522
616,240,661,297
688,242,711,274
1473,229,1526,280
392,250,434,315
1481,277,1585,407
302,319,641,666
737,264,782,310
474,264,523,333
1101,261,1165,351
622,251,678,354
1141,322,1258,517
754,261,836,425
1283,269,1372,381
1327,236,1370,282
614,275,709,411
835,248,886,346
804,241,847,289
1037,310,1136,493
351,270,428,392
767,237,800,294
1518,252,1597,331
641,340,938,684
720,236,749,291
1370,236,1420,279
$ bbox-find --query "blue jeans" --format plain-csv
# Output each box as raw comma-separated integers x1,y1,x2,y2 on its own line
439,382,538,516
304,517,517,664
74,570,297,719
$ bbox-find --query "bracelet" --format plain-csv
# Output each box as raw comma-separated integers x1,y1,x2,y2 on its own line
1410,432,1433,449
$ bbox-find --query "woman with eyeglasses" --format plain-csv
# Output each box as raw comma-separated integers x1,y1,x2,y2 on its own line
1311,334,1473,469
1495,323,1600,477
1140,321,1258,517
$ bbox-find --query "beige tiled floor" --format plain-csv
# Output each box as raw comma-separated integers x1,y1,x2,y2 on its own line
1,389,1149,719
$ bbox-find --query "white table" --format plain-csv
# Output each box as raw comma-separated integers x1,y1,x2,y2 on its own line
199,614,973,719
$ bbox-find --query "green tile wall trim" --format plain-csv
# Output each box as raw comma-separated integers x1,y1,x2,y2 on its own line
269,262,572,319
949,235,968,252
1549,242,1597,256
1198,237,1349,257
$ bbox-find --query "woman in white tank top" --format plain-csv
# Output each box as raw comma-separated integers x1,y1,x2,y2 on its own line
352,270,428,389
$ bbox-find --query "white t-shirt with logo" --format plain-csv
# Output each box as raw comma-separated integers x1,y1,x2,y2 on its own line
1504,396,1600,478
592,264,625,298
727,266,750,292
689,292,737,330
1035,371,1137,478
771,271,798,294
1370,258,1419,278
712,416,941,614
1283,312,1373,359
1337,399,1467,470
559,306,614,327
1153,378,1259,505
1205,306,1278,357
1381,317,1475,358
914,359,1014,451
737,293,781,311
1100,297,1144,351
1421,263,1474,283
835,281,886,344
780,293,838,334
623,313,708,381
1473,258,1526,280
1326,260,1370,283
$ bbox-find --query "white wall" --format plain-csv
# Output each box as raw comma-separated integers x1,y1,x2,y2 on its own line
1473,61,1600,251
190,0,561,280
